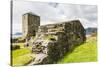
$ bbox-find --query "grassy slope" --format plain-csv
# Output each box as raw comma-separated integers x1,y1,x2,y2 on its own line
57,37,97,63
12,43,35,66
12,48,31,58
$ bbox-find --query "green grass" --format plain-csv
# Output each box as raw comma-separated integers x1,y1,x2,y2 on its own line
12,48,31,58
12,43,35,66
12,54,33,66
12,36,97,65
57,37,97,63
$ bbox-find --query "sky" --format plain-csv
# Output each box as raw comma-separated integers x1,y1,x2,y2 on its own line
12,0,97,34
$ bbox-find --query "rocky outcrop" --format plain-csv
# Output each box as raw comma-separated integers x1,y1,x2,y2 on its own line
29,20,86,65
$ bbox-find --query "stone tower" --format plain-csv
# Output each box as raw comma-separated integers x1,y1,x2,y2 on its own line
22,12,40,38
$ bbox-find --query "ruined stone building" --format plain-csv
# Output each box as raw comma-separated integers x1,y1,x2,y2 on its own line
22,13,86,65
30,20,86,64
22,13,40,38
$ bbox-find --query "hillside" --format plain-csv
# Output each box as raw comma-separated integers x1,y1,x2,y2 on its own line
85,27,97,35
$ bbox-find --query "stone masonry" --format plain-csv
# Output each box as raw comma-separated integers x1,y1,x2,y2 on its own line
29,20,86,64
22,12,40,39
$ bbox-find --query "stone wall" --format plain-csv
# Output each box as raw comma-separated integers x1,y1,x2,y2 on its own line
29,20,86,64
